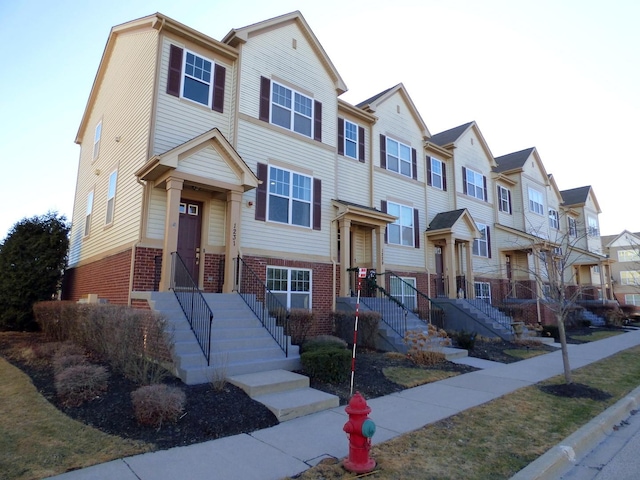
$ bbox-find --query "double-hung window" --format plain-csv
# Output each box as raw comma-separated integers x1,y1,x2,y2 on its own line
568,217,577,237
625,294,640,306
271,82,313,137
105,170,117,225
386,138,412,178
588,216,599,237
390,277,416,311
619,250,640,262
464,168,486,200
84,191,93,237
548,209,559,229
474,282,491,303
429,157,444,190
387,202,415,247
344,120,358,159
473,223,490,257
528,187,544,215
267,266,311,309
167,45,225,112
268,166,312,227
93,121,102,160
621,271,640,286
497,185,511,214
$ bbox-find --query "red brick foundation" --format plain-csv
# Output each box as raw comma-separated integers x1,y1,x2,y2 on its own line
133,247,163,291
203,253,225,293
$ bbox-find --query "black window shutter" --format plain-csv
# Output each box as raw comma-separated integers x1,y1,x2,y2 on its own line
259,77,270,122
381,200,388,243
462,167,467,195
426,156,432,186
487,226,492,258
413,208,420,248
313,178,322,230
380,135,386,169
358,126,365,163
483,176,488,201
314,101,322,142
507,190,512,214
337,118,344,156
255,163,268,221
412,148,417,180
212,64,226,112
167,45,183,97
442,162,447,191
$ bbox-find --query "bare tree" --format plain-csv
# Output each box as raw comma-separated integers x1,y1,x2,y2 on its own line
505,218,607,384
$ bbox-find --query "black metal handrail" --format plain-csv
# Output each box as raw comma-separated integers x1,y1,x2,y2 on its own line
439,298,513,341
170,252,213,365
383,271,446,330
463,298,514,332
234,257,289,356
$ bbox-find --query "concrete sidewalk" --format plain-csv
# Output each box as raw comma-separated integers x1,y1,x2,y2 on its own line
47,329,640,480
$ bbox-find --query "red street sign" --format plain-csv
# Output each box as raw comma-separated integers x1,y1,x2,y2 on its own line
358,268,367,278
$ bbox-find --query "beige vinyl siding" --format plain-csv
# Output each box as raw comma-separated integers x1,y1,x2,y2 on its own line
496,182,515,227
177,145,240,183
336,158,370,206
154,36,235,156
147,188,167,240
68,28,157,266
207,199,226,246
426,160,452,225
522,177,548,238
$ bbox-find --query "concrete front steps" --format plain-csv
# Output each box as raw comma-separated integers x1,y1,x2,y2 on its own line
228,369,339,422
142,292,301,385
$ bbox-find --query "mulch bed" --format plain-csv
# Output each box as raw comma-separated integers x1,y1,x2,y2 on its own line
0,327,621,449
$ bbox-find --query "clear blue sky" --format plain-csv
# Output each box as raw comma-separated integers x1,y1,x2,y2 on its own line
1,0,638,240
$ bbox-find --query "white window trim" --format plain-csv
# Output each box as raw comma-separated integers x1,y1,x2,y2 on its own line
625,294,640,306
497,185,511,214
430,157,444,190
105,170,117,225
344,120,358,159
390,276,417,310
387,201,414,247
618,250,640,262
386,137,413,178
181,49,214,107
267,166,313,228
549,208,559,229
528,187,544,215
270,81,314,138
465,168,485,200
84,190,94,237
568,217,578,237
474,281,491,302
93,121,102,160
266,266,312,309
588,216,600,237
473,223,489,257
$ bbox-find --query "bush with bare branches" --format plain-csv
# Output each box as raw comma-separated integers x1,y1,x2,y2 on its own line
131,384,186,427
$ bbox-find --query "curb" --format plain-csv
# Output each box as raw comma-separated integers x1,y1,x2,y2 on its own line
510,385,640,479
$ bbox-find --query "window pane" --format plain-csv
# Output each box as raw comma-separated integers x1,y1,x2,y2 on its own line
268,195,289,223
292,174,310,201
269,167,289,195
345,140,357,158
290,293,309,309
400,159,411,177
272,84,291,108
294,93,312,117
402,226,413,246
292,200,310,226
272,104,291,129
388,224,400,245
387,155,399,172
183,77,209,105
293,113,312,136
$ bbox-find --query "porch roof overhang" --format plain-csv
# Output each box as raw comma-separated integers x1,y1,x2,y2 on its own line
332,199,396,227
134,128,259,193
425,208,479,243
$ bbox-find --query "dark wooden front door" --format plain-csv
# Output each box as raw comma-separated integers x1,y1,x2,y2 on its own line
435,246,446,297
177,200,203,281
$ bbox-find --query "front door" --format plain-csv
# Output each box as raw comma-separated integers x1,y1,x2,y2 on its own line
177,200,203,281
435,246,446,297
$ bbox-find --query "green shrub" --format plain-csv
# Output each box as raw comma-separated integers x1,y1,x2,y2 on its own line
331,311,380,349
451,330,477,350
301,335,348,353
55,364,109,407
301,345,351,383
131,384,186,427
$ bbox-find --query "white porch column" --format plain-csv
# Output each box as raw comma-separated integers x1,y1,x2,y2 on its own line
339,217,352,297
159,177,184,292
465,242,475,299
446,236,457,299
223,190,242,293
375,224,386,275
598,261,606,304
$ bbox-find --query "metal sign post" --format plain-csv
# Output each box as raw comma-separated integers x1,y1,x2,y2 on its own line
350,267,367,397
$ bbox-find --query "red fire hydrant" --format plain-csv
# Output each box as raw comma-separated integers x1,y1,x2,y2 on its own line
343,391,376,473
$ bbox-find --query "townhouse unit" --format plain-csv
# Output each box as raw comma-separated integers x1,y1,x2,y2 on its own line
64,10,612,353
602,231,640,308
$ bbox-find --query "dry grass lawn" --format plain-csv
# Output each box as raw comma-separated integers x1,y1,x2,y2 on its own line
290,345,640,480
571,330,624,342
504,348,548,360
0,358,151,480
382,366,459,387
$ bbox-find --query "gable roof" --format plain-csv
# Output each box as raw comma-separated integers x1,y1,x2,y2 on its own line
560,186,591,205
355,84,430,138
428,122,474,147
601,230,640,248
222,11,347,95
427,209,466,230
494,148,535,173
